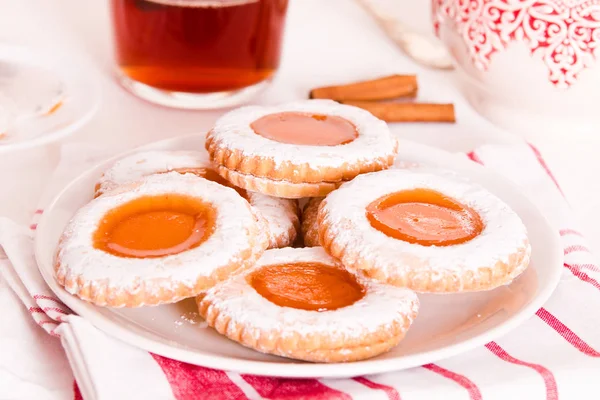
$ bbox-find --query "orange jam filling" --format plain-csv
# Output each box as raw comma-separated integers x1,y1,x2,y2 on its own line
44,100,63,116
248,262,365,311
171,167,247,199
366,189,484,246
93,194,216,258
250,112,358,146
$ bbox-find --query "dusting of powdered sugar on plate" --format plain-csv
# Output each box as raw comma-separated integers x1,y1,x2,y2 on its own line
208,99,397,170
173,298,207,328
201,247,419,340
321,169,531,279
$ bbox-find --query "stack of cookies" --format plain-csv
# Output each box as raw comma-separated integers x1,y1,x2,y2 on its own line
54,99,530,363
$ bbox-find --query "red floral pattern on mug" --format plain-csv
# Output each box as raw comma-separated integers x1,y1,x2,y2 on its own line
433,0,600,88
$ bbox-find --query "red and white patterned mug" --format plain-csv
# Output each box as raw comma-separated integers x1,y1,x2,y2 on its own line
433,0,600,135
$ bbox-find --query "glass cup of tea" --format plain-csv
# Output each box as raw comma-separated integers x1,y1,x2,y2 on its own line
109,0,289,109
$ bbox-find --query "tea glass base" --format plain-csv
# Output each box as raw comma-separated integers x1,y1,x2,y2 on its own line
116,73,271,110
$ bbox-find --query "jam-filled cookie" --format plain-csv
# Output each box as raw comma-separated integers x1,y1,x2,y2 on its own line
55,172,269,307
95,150,299,249
318,169,531,292
205,100,398,199
197,247,419,363
301,197,323,247
300,163,432,248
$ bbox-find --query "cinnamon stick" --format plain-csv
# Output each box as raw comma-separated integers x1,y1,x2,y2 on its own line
310,75,418,101
344,101,456,123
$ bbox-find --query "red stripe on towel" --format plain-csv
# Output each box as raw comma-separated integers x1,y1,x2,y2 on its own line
564,245,590,255
485,341,558,400
568,263,600,273
33,294,65,303
559,229,584,237
422,363,482,400
564,263,600,291
151,354,248,400
466,150,484,164
536,308,600,357
33,295,70,316
42,306,68,315
28,307,60,336
73,381,83,400
48,329,61,338
353,376,401,400
242,375,352,400
528,143,565,198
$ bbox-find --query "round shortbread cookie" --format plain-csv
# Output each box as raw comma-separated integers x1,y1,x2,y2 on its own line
318,169,531,293
206,99,398,196
197,247,419,363
55,172,269,307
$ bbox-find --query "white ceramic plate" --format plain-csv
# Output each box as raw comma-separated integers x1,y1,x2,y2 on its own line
0,44,99,152
35,134,562,378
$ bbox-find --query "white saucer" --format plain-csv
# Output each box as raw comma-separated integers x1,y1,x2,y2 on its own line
0,44,99,152
34,134,562,378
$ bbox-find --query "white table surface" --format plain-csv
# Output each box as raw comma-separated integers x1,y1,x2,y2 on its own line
0,0,598,397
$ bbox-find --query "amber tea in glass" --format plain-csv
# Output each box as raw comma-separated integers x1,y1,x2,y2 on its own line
110,0,289,109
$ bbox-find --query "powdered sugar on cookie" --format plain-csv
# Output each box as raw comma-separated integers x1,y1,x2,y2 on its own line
96,150,299,248
208,100,397,170
319,169,531,292
200,247,418,340
246,192,299,247
56,172,268,307
96,150,210,195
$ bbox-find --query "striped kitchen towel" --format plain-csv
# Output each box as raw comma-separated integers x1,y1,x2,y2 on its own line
0,142,599,400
